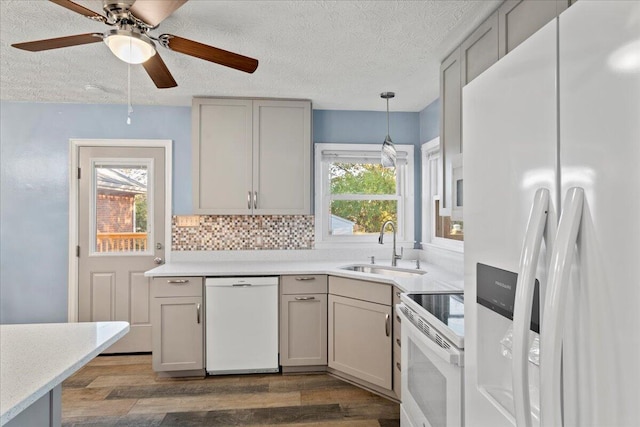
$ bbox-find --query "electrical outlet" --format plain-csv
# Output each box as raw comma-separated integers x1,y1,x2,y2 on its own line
176,215,200,227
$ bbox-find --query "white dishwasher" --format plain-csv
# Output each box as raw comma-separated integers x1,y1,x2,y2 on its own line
205,277,279,375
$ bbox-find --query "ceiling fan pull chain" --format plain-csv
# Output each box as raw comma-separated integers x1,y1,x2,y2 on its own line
127,61,133,125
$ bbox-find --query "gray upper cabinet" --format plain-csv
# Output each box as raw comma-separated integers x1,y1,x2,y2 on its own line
252,100,312,215
461,11,499,86
439,0,570,218
192,97,311,215
439,47,461,216
498,0,569,58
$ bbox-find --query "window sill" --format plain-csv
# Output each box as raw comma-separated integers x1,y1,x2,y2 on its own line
421,240,464,254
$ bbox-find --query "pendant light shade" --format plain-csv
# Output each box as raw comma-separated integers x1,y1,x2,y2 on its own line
381,92,396,168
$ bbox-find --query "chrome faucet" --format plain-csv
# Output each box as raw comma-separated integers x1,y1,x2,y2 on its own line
378,220,402,266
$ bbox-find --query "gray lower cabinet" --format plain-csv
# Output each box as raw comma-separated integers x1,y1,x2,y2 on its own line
151,277,204,374
328,276,393,392
280,275,328,370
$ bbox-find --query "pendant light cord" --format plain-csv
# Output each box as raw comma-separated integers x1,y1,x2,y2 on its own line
127,37,133,125
386,97,390,137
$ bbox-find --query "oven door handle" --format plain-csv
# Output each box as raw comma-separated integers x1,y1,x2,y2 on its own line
396,305,463,366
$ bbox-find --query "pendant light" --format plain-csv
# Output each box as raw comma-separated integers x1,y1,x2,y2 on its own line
381,92,397,168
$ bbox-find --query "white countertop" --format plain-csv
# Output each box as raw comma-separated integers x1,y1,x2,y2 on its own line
0,321,129,426
145,259,463,293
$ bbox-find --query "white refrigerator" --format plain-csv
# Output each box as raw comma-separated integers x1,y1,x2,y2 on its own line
463,1,639,427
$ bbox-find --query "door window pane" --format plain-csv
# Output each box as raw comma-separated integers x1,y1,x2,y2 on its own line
94,164,149,253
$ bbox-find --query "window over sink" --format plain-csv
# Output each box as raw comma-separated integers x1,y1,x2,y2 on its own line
315,143,414,247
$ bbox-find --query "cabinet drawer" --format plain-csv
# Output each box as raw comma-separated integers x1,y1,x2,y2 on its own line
152,277,203,297
281,275,328,294
329,276,391,306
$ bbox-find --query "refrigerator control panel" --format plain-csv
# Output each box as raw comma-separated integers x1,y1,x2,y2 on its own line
477,263,539,333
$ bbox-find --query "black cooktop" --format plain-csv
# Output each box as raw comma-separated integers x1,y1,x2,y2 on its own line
406,292,464,338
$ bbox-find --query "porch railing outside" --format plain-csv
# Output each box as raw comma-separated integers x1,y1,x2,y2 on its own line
96,232,148,252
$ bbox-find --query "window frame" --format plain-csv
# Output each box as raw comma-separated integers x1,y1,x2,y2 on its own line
421,138,464,252
314,143,414,248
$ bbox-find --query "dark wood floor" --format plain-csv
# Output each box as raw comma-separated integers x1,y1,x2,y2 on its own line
61,355,400,426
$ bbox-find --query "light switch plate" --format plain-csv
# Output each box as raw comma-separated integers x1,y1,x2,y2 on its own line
176,215,200,227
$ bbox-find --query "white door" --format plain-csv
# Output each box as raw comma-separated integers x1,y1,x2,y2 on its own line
463,18,558,427
78,146,165,353
553,2,640,425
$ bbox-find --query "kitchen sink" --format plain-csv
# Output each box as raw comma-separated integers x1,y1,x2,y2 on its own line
340,264,426,278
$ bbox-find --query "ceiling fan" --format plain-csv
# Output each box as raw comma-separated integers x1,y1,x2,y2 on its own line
11,0,259,89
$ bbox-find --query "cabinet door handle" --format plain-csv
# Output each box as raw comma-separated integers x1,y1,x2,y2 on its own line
253,191,258,209
247,191,252,210
295,296,316,301
396,362,401,371
196,303,201,324
396,338,401,347
167,279,189,284
385,314,390,337
295,277,316,281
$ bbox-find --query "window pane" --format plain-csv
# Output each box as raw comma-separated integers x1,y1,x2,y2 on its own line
434,200,464,241
330,200,397,235
95,165,149,253
330,163,396,195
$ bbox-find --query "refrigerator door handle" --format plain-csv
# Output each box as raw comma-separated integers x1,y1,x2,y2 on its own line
513,188,550,427
541,187,584,427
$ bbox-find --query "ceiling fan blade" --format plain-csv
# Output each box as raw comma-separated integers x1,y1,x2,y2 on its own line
49,0,107,21
130,0,188,27
12,33,104,52
162,35,258,73
142,53,178,89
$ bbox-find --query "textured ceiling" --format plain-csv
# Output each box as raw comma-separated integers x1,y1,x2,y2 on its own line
0,0,500,111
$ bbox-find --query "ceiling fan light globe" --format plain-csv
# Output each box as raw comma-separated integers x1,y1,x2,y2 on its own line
105,33,156,65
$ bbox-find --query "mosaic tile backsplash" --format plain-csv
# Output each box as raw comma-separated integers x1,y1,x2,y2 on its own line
172,215,315,251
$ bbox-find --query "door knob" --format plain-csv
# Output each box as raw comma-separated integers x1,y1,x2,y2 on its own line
154,257,163,264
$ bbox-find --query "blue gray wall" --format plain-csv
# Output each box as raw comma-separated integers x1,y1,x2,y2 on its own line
420,98,440,143
0,100,438,324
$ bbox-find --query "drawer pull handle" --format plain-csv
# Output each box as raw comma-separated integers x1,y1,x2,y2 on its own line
196,303,201,324
167,279,189,284
295,277,316,281
396,362,401,371
396,338,401,347
385,314,390,337
295,296,316,301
